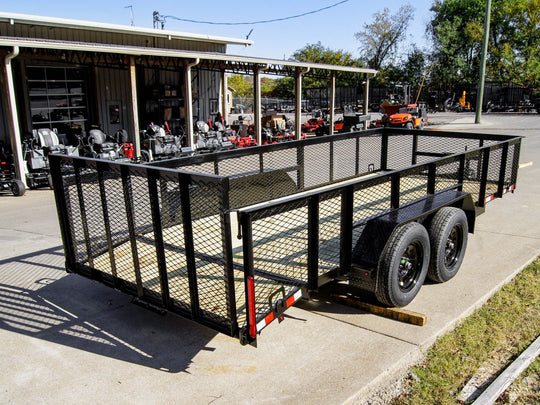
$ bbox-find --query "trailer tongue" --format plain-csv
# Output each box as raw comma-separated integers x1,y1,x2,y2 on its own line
50,128,521,346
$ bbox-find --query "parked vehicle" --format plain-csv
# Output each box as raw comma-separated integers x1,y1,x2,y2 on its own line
372,102,428,130
24,128,78,188
49,127,521,346
141,123,185,162
0,142,25,196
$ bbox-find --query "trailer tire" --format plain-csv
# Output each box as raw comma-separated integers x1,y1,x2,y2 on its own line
376,222,430,307
427,207,468,283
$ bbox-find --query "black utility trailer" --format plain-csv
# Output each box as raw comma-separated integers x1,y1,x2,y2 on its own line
49,128,521,346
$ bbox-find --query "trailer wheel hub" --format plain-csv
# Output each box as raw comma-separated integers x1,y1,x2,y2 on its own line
398,242,423,293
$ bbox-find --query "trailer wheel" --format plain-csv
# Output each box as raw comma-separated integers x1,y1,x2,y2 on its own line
427,207,468,283
11,179,26,196
376,222,430,307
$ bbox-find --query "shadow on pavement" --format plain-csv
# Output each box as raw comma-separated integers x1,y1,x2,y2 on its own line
0,246,219,373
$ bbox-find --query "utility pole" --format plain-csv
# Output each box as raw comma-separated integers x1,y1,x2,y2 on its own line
475,0,492,124
125,6,134,26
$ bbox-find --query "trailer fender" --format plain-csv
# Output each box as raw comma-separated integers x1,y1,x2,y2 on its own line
350,191,476,284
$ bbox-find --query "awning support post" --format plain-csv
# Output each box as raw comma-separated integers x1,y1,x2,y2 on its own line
184,58,199,147
295,67,310,140
3,46,27,186
329,72,336,135
129,56,141,159
253,64,269,145
363,75,370,130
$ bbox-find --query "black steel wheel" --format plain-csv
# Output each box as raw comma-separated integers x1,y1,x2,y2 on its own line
376,222,430,307
427,207,468,283
11,179,26,196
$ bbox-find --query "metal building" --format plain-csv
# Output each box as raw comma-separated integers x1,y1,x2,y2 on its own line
0,12,376,186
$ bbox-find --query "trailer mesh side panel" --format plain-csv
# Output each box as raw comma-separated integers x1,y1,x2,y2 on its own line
387,135,413,169
435,158,460,191
400,169,429,206
304,142,331,186
334,138,359,181
318,191,343,275
463,150,482,202
189,177,229,326
247,200,310,322
353,179,391,223
486,146,503,198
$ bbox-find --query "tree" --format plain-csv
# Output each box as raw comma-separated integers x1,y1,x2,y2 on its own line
428,0,540,89
290,42,363,87
227,74,252,97
355,4,415,70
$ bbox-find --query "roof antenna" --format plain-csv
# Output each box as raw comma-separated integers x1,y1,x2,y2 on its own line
125,5,134,26
246,28,253,40
153,11,165,29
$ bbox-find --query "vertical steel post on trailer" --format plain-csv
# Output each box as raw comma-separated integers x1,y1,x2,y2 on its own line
120,165,144,297
477,147,491,207
147,168,171,309
96,161,119,284
307,195,320,291
497,142,509,198
239,211,257,346
74,160,95,269
49,156,77,272
219,177,239,337
339,185,354,276
178,173,202,321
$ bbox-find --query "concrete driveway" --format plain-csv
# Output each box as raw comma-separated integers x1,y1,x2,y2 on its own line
0,113,538,404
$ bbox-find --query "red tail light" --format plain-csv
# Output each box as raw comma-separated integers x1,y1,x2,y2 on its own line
247,275,257,339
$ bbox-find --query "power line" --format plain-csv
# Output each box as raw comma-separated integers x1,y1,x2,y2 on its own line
160,0,349,26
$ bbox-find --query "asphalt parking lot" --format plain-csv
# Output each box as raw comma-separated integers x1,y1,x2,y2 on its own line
1,112,539,404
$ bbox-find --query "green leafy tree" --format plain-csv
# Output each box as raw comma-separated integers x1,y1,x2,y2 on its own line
227,74,252,97
290,42,363,87
429,0,540,89
354,4,415,70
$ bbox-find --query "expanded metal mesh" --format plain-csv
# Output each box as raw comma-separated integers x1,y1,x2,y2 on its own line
400,170,429,206
486,146,503,198
318,191,343,275
353,179,392,223
435,158,460,192
249,200,309,321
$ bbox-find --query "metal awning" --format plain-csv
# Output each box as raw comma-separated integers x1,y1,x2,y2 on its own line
0,36,377,78
1,35,377,187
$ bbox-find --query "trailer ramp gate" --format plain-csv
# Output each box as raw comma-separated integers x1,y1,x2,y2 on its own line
49,128,521,346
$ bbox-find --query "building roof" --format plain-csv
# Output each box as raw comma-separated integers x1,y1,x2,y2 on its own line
0,11,253,46
0,11,377,79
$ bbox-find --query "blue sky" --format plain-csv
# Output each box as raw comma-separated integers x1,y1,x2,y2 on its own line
1,1,435,61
